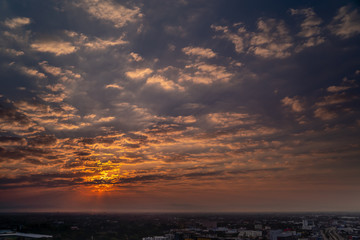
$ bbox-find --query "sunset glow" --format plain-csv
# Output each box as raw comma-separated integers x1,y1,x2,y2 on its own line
0,0,360,213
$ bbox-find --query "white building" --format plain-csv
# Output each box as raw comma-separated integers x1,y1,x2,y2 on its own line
302,220,315,230
238,230,262,238
270,230,296,240
142,236,169,240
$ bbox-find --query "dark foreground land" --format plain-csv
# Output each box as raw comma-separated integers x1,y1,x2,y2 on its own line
0,212,359,240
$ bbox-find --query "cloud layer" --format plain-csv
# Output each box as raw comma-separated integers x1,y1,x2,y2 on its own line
0,1,360,212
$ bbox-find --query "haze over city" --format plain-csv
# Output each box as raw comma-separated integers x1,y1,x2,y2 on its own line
0,0,360,213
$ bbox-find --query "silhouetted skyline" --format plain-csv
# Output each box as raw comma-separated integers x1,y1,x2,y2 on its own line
0,0,360,212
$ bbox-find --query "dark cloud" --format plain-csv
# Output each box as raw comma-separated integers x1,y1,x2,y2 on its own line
27,135,57,146
123,143,141,148
75,151,91,156
0,136,23,143
0,103,31,126
78,137,115,145
64,160,85,169
125,133,148,141
0,144,53,163
183,170,224,178
146,122,187,134
0,147,24,160
0,171,95,189
24,158,46,165
118,174,177,184
228,167,288,175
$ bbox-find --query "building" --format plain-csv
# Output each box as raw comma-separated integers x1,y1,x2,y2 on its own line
238,230,262,238
0,230,52,239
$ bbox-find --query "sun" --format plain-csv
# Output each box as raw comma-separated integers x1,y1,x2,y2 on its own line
84,161,122,193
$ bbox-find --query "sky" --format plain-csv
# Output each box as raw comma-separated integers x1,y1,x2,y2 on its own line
0,0,360,213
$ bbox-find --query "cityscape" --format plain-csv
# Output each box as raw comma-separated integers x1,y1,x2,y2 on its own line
0,213,359,240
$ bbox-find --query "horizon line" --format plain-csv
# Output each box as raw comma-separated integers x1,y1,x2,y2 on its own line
1,210,360,215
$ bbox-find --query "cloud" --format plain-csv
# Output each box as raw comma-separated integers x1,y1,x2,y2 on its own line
207,112,254,128
173,116,196,124
2,31,29,44
315,94,352,107
126,68,153,79
0,136,24,144
329,5,360,38
24,158,47,165
129,52,143,62
249,18,293,58
282,96,304,112
212,19,293,58
314,108,337,120
78,136,115,145
0,102,44,136
39,61,81,80
95,116,115,123
105,84,124,90
164,25,187,37
76,0,142,28
111,102,163,129
82,36,127,50
179,62,232,84
327,85,351,93
1,0,360,211
40,90,66,103
38,61,82,103
211,24,247,53
212,8,351,57
31,39,76,56
27,135,57,146
290,8,325,51
0,172,93,189
146,75,184,91
3,17,31,29
19,66,46,79
12,100,90,131
39,61,62,76
291,8,323,38
2,48,24,56
38,31,129,53
0,112,30,131
182,46,216,58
